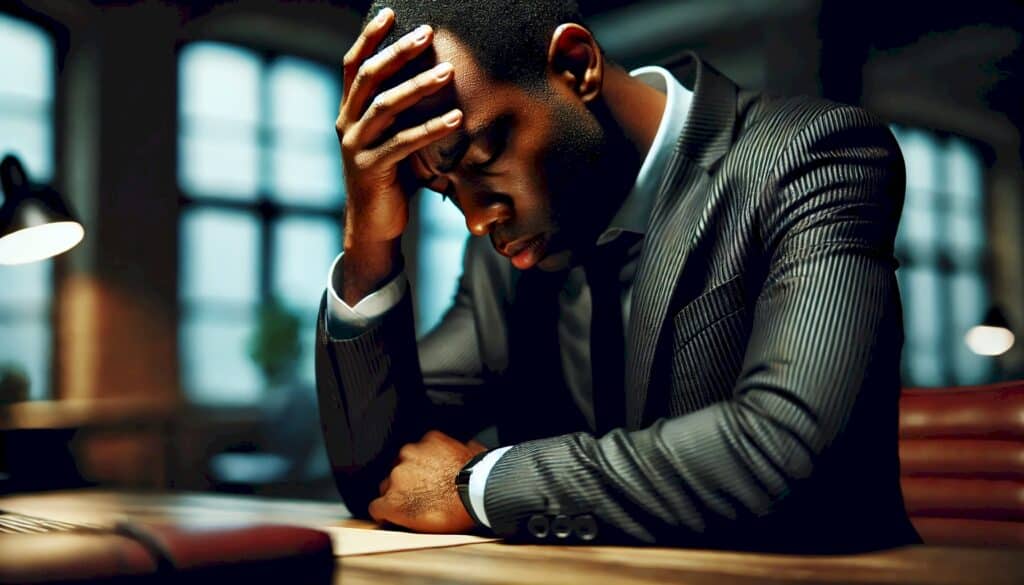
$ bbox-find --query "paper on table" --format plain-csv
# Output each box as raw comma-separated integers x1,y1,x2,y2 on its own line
324,526,498,557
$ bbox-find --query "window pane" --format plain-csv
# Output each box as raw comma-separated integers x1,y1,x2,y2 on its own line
946,212,984,269
269,134,343,206
271,215,339,311
895,205,938,264
949,271,992,385
907,349,943,387
0,111,53,182
944,138,984,269
0,13,53,101
178,129,260,199
179,43,260,124
180,209,261,303
900,267,941,355
417,191,469,333
897,129,938,194
268,57,338,134
0,321,49,400
0,260,51,306
268,57,343,207
946,138,983,208
180,313,262,404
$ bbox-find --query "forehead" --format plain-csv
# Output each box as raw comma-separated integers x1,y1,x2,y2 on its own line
395,31,530,156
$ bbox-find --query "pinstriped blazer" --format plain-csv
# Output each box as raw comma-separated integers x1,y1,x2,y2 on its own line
315,51,921,552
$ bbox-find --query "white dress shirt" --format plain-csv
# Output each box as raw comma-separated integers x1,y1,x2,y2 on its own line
323,65,692,528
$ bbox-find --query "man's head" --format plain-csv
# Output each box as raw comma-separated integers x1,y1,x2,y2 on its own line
364,1,638,272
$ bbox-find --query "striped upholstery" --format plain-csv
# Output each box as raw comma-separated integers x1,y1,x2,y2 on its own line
315,51,920,553
899,381,1024,548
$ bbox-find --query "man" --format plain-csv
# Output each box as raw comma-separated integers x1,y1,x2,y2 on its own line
316,0,920,552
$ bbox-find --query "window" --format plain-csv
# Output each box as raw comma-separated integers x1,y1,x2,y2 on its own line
0,12,55,400
416,192,470,334
178,43,342,404
891,126,991,387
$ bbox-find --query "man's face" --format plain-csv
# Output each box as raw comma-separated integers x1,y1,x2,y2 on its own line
402,31,611,272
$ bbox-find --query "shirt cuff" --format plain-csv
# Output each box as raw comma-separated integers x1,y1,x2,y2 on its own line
325,251,407,339
468,446,512,529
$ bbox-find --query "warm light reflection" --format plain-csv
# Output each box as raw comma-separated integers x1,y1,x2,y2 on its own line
0,221,84,264
964,325,1015,356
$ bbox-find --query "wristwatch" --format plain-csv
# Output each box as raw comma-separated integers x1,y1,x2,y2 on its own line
455,450,490,527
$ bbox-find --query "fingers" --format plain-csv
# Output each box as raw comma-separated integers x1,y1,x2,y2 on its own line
369,491,409,527
371,109,463,168
356,61,454,143
343,24,435,126
342,7,394,97
368,495,390,524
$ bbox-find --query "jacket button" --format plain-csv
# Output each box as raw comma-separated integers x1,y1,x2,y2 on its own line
527,514,549,539
551,514,573,539
573,514,598,542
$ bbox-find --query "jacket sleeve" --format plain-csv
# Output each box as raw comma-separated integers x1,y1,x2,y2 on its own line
315,235,498,517
480,105,907,544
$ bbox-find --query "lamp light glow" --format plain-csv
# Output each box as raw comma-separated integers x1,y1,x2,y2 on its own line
0,221,84,265
964,307,1015,357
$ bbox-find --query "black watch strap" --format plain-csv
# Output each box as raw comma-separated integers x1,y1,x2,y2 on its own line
455,450,491,527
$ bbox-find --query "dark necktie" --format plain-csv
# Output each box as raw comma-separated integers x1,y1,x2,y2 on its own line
583,236,635,435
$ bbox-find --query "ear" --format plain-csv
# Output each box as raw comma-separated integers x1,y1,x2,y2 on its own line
547,23,603,103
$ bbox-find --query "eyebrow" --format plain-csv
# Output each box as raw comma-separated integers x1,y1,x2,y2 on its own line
436,121,495,174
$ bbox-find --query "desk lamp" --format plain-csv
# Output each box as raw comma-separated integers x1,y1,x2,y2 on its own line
0,154,84,265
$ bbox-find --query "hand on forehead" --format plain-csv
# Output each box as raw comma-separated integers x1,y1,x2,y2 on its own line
377,30,491,144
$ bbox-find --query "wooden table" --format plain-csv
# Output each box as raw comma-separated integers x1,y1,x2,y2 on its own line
1,489,1020,585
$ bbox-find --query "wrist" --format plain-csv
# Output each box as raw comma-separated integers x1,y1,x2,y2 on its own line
455,450,491,528
341,238,403,305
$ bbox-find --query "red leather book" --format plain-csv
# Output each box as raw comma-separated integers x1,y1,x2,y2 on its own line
0,521,335,584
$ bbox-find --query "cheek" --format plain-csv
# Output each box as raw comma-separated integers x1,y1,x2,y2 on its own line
493,141,552,220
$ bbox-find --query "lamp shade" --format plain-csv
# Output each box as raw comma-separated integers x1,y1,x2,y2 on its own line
0,154,84,265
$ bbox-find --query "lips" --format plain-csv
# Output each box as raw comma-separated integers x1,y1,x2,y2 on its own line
499,234,548,270
500,235,541,258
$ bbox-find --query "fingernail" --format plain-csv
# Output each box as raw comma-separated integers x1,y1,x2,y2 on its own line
442,109,462,126
374,7,391,24
413,25,431,44
434,62,453,80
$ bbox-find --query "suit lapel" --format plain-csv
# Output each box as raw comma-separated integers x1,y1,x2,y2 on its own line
624,52,739,428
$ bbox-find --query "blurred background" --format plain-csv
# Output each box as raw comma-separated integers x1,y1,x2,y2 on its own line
0,0,1021,498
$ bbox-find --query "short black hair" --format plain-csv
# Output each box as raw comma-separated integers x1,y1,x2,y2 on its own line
364,0,585,87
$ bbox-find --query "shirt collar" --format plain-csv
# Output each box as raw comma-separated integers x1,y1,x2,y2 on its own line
596,65,693,245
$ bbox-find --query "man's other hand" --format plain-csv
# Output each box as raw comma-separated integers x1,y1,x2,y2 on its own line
369,430,486,533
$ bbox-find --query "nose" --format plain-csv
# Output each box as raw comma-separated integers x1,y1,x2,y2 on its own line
461,192,513,237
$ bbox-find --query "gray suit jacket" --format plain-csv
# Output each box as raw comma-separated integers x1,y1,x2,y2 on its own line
315,52,921,552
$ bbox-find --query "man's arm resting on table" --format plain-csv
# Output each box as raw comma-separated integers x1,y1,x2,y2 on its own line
324,250,499,529
317,237,502,525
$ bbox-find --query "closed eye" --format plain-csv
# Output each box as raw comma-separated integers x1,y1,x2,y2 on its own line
466,115,512,175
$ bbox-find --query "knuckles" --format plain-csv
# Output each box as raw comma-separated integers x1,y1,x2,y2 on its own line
398,444,417,461
351,150,377,171
421,429,445,442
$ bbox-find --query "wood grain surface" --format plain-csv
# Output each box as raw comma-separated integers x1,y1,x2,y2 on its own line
2,490,1020,585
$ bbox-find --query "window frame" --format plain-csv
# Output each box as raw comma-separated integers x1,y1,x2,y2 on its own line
176,41,344,405
0,7,60,401
890,123,995,387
